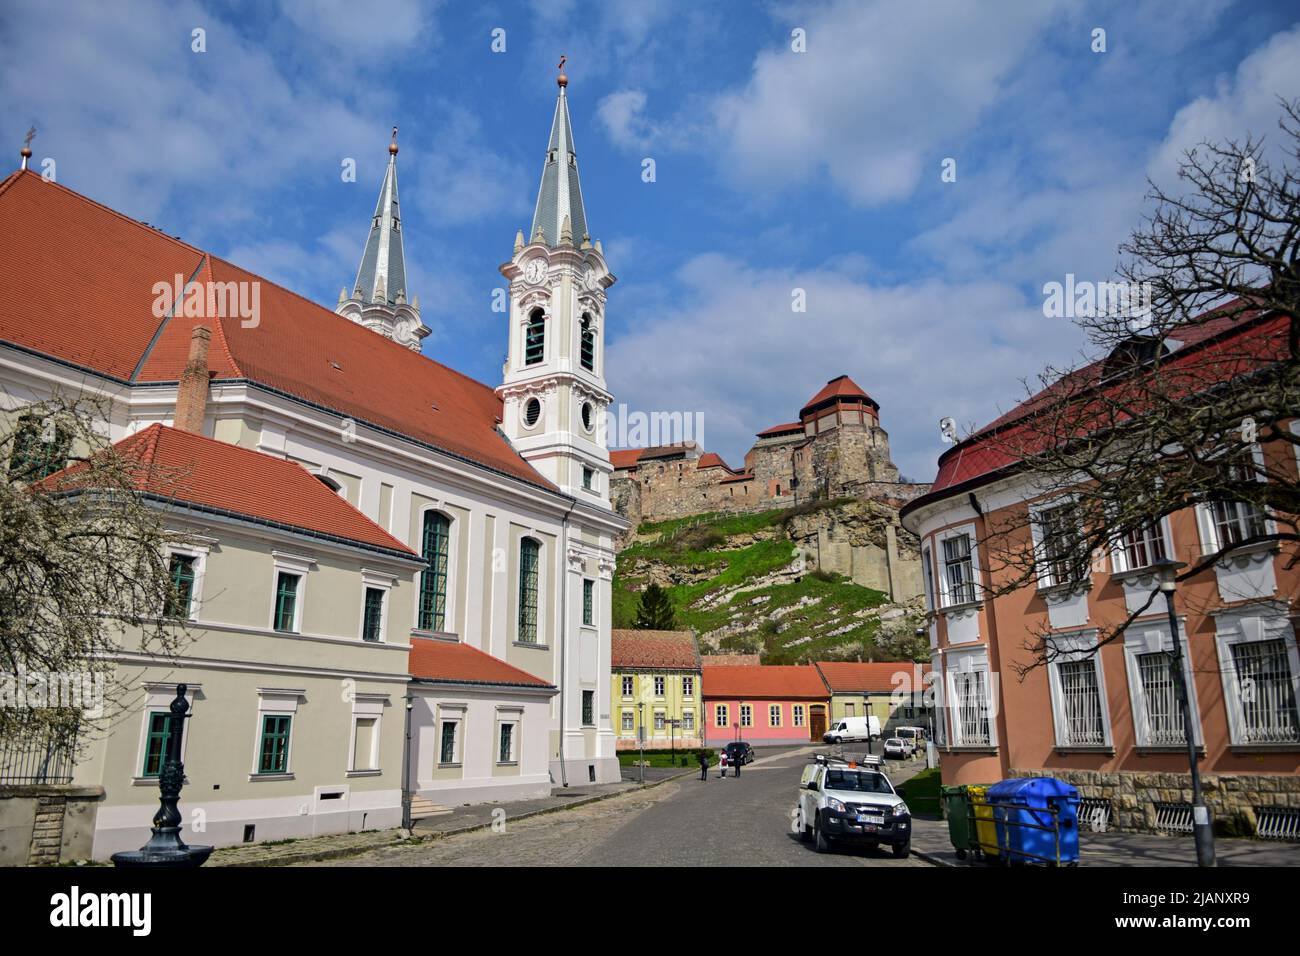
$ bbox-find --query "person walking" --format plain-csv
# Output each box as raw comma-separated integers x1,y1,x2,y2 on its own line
697,749,709,781
719,750,728,778
733,747,742,778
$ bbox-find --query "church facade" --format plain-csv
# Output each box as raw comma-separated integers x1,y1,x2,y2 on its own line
0,70,625,857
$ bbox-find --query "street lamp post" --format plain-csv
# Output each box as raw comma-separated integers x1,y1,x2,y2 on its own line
1152,558,1216,867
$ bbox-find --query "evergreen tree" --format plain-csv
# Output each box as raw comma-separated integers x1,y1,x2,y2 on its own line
633,583,677,630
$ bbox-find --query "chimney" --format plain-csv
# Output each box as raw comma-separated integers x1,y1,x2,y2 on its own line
174,324,212,434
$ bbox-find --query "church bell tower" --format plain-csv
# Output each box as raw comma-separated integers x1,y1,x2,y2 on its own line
497,60,615,500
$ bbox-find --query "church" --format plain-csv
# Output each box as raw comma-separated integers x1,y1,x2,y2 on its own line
0,66,626,858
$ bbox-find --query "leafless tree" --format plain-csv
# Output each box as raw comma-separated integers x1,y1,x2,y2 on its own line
0,393,191,757
976,98,1300,673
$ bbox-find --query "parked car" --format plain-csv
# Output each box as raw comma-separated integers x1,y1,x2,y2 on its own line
822,715,881,744
894,726,926,753
794,755,911,857
883,738,910,759
723,741,756,765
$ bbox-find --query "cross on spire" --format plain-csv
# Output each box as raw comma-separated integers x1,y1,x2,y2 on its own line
20,126,35,170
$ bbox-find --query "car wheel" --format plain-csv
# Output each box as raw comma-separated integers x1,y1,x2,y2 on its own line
799,811,811,843
892,842,910,859
832,736,842,745
814,813,831,854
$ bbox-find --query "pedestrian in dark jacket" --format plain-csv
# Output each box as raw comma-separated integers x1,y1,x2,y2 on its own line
697,749,709,781
732,747,742,777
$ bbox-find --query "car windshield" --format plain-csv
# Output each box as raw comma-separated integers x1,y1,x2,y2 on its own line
824,770,893,793
886,739,902,745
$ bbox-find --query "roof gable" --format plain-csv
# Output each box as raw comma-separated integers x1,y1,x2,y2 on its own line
611,629,700,669
409,637,554,688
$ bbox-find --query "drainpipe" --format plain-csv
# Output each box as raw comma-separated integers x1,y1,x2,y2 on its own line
557,495,577,787
401,690,413,830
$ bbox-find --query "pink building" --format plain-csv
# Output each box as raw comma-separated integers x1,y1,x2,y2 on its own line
702,665,830,746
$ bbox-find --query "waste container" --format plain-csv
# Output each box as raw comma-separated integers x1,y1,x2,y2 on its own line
940,785,974,860
967,785,999,859
985,777,1080,865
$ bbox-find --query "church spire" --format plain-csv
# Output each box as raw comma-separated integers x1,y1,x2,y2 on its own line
353,127,408,306
336,127,429,351
529,57,588,249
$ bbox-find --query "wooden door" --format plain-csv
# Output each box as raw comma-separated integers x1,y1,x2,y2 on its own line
809,706,827,740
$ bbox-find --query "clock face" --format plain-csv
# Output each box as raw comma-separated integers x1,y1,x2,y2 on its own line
583,267,600,291
524,259,546,285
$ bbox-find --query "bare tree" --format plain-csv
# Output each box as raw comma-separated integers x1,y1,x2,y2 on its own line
0,393,191,758
975,99,1300,672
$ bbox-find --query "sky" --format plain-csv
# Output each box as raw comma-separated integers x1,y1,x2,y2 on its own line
2,0,1298,481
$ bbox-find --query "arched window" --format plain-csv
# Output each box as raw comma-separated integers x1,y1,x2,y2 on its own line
524,308,545,365
518,537,540,643
419,511,450,631
580,313,595,371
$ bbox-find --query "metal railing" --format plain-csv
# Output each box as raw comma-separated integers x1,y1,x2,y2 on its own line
0,732,77,785
1254,806,1300,842
1152,801,1194,834
1078,797,1112,833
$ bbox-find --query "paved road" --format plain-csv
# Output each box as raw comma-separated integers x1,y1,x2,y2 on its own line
317,747,931,867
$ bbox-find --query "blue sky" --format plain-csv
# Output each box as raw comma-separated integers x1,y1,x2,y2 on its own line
3,0,1298,480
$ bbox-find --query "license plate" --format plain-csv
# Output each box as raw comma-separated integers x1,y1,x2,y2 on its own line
857,814,884,825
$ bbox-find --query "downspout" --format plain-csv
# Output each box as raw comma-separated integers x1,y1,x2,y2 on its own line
557,495,577,787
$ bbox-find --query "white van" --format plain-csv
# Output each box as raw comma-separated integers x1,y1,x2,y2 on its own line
822,715,881,744
894,726,926,754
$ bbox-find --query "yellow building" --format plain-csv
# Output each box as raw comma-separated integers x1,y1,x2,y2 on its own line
611,630,702,751
814,661,934,736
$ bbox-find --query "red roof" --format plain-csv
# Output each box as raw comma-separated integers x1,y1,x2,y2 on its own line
719,471,754,484
610,448,644,469
0,170,553,492
815,661,923,693
696,451,732,471
756,421,804,438
701,664,829,700
409,637,555,688
611,630,700,669
904,309,1288,515
43,424,417,556
800,374,878,416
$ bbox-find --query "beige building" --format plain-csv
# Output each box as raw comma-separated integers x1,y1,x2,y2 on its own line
610,630,703,751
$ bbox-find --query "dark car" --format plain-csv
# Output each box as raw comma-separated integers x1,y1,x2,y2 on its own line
724,741,755,765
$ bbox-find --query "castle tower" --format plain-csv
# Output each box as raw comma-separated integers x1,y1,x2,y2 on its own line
497,64,615,500
336,128,431,351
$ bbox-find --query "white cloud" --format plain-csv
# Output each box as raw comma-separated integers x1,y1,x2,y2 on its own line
408,107,531,227
279,0,438,55
712,0,1062,206
606,255,1079,480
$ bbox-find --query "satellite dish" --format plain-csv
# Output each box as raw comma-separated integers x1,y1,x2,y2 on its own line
939,417,958,444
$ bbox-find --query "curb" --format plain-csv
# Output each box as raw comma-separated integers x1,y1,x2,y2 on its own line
909,846,955,867
218,768,697,868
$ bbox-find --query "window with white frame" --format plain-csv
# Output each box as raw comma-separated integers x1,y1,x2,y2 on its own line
1112,519,1169,573
1215,609,1300,747
793,705,805,727
715,704,729,727
654,675,665,697
682,675,694,698
621,675,634,698
941,532,977,605
769,704,782,727
1199,450,1268,553
951,669,991,746
682,710,694,731
1053,659,1106,747
621,710,634,732
496,711,521,764
438,712,462,765
740,704,752,727
1035,501,1083,588
1124,624,1201,749
654,710,666,731
270,552,313,634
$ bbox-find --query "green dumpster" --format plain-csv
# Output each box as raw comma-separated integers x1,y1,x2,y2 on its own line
941,784,975,860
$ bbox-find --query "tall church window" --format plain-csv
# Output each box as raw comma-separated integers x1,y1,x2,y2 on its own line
518,537,540,643
525,308,546,365
580,313,595,371
419,511,450,631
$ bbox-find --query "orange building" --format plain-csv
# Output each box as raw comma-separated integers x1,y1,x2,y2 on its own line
901,309,1300,833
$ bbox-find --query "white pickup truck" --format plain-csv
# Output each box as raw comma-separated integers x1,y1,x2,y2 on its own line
794,755,911,857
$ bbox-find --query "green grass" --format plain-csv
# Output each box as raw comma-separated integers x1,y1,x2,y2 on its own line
898,767,942,816
613,501,892,661
617,751,709,768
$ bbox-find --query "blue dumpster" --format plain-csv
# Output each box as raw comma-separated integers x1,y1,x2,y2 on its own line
985,777,1080,865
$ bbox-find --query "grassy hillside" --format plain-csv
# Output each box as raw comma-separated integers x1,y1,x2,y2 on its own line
612,502,908,664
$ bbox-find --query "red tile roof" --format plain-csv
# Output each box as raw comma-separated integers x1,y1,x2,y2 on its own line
611,630,700,670
756,421,804,438
409,637,555,688
695,451,732,471
701,664,829,700
902,308,1289,517
719,471,754,484
801,374,878,416
815,661,924,693
0,170,553,492
42,424,417,556
610,448,644,469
